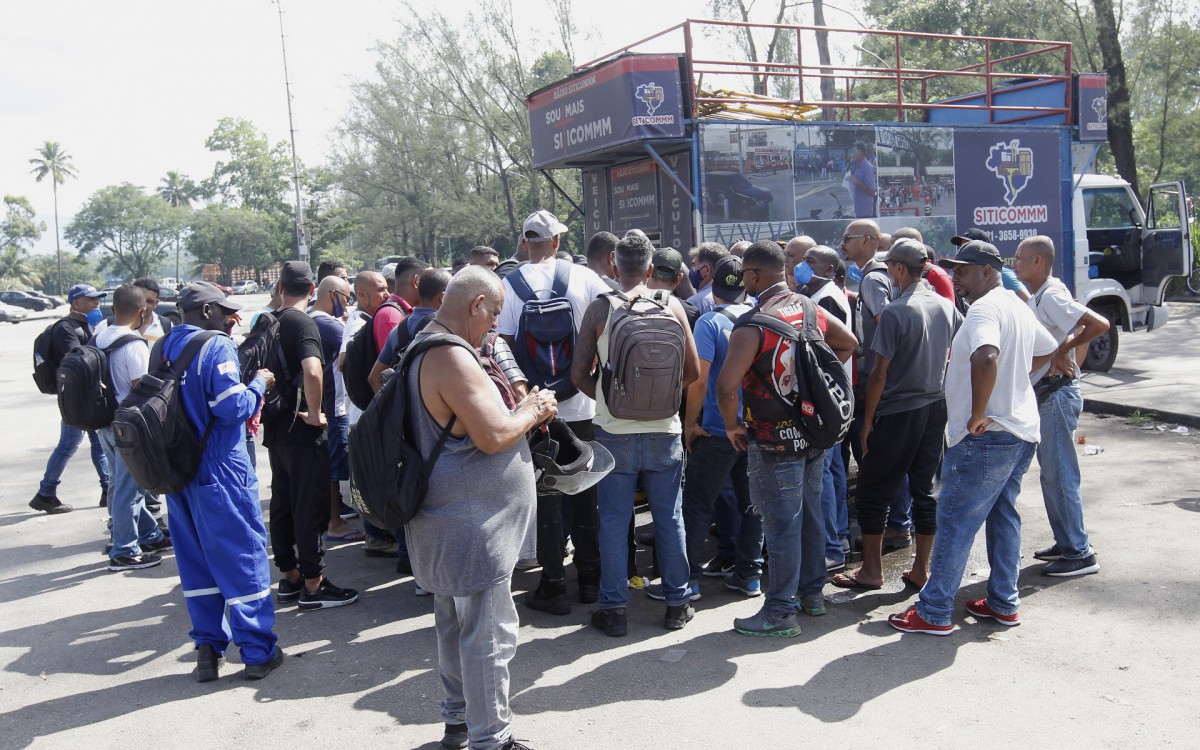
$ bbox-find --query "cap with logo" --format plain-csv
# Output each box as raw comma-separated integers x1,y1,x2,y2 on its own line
937,240,1004,271
651,247,683,280
711,255,746,302
67,284,106,303
884,238,929,269
951,227,990,247
522,210,569,240
178,281,242,313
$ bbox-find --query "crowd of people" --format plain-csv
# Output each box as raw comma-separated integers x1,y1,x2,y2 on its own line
26,209,1107,750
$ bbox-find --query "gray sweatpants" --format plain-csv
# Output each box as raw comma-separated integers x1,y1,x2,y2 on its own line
434,576,519,750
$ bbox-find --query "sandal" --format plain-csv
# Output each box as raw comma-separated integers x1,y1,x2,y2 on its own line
830,571,883,591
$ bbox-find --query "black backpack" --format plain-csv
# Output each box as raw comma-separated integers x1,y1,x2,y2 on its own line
343,301,400,410
236,311,294,421
740,295,854,450
348,332,477,528
32,319,71,394
507,260,578,400
112,330,219,495
56,334,145,430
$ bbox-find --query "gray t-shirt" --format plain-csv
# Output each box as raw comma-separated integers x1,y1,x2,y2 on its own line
871,281,961,416
856,257,893,380
404,347,537,596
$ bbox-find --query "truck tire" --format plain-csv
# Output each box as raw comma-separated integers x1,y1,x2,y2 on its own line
1081,305,1119,373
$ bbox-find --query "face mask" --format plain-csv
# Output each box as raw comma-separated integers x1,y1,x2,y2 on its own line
688,269,703,289
847,262,864,283
86,309,104,327
332,296,346,318
793,261,816,286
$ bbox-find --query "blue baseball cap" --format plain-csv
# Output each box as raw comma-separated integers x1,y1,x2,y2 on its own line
67,284,106,302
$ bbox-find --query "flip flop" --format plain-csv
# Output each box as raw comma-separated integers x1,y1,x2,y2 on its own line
325,529,366,542
900,572,924,591
830,571,883,591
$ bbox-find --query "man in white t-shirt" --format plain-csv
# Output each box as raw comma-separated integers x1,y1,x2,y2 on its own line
889,241,1056,635
1014,235,1109,578
498,210,608,615
96,285,170,571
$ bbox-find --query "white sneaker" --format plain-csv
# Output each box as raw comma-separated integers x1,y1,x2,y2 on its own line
414,583,433,597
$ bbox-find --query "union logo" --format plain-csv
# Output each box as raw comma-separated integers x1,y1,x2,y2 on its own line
985,140,1034,207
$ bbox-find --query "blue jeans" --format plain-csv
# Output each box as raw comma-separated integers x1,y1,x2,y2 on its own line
821,447,849,562
682,435,764,581
714,480,741,561
595,429,690,608
39,420,110,497
1037,384,1091,559
746,444,826,616
97,427,163,558
917,432,1037,626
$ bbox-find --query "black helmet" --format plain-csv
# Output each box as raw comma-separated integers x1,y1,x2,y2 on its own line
529,418,615,495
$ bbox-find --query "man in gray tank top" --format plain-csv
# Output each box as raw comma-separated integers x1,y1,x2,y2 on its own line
407,267,556,750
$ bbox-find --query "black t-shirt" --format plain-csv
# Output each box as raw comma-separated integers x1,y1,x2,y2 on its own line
51,316,91,362
263,306,325,448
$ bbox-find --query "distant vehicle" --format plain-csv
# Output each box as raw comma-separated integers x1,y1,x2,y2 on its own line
214,283,233,297
703,171,773,221
0,291,51,311
0,302,28,323
232,279,259,294
27,291,65,308
97,301,182,327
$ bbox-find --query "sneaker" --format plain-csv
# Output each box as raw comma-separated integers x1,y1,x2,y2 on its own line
734,609,802,638
338,501,359,520
108,553,162,571
414,584,433,597
724,573,762,597
627,575,649,590
645,581,701,602
965,599,1020,626
525,587,570,615
195,643,223,683
142,536,174,554
1033,543,1062,561
502,741,534,750
578,584,599,604
298,578,359,610
277,578,303,603
1042,553,1099,577
701,557,735,577
590,607,627,637
363,536,398,558
515,557,540,571
441,722,468,750
244,646,284,680
800,596,826,617
99,486,108,508
29,494,73,515
664,603,695,630
825,557,847,574
882,528,912,551
888,606,952,636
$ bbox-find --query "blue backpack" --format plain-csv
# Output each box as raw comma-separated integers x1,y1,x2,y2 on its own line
507,260,578,400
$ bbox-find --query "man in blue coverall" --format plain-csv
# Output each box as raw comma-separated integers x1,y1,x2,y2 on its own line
162,282,283,682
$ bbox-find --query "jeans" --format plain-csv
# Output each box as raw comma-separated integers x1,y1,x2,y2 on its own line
1037,384,1091,559
39,420,110,497
682,435,764,581
746,444,826,616
435,577,519,750
97,427,163,558
595,429,690,608
535,420,601,593
821,446,849,562
714,480,741,561
327,413,350,482
917,432,1037,626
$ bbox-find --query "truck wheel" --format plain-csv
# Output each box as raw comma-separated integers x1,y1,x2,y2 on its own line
1081,306,1119,373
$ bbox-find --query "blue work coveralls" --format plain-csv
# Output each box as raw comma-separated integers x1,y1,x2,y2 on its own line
163,325,277,665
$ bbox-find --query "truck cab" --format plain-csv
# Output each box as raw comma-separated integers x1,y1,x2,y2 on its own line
1073,175,1191,370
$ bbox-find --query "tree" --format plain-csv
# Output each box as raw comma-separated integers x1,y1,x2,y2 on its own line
1092,0,1137,196
202,118,293,216
30,253,103,293
1,195,45,253
0,247,42,289
158,170,199,281
187,205,279,282
28,141,78,294
65,183,185,280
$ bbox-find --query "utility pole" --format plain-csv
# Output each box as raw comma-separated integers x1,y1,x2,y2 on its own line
274,0,308,262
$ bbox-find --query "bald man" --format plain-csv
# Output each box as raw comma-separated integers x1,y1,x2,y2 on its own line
784,235,816,290
729,240,751,258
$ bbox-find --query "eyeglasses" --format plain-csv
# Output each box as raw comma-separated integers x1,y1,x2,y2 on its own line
841,234,875,243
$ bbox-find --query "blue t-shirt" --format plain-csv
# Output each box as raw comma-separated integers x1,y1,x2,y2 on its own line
311,312,345,417
377,307,437,366
694,302,751,437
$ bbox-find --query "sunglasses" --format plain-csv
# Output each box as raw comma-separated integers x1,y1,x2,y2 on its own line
841,234,875,243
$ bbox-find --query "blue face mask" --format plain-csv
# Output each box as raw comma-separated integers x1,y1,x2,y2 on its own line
793,260,816,286
847,262,864,283
332,295,346,318
86,308,104,327
688,269,703,289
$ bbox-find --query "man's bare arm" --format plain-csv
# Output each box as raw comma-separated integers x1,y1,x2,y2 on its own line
570,299,606,400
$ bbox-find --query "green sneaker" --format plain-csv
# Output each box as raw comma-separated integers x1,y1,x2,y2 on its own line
734,609,802,638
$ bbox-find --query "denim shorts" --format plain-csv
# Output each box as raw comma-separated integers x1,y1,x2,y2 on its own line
327,414,350,482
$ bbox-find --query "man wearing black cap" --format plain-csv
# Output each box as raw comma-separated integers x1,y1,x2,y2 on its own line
29,283,111,514
952,229,1029,301
648,247,699,327
163,282,282,680
889,240,1057,635
833,238,959,592
266,261,359,610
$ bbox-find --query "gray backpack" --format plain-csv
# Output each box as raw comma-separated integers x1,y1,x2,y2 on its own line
600,290,686,421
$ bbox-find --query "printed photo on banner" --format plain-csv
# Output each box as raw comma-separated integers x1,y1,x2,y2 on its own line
875,126,955,220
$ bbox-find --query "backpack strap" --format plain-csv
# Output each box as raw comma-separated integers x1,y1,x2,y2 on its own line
506,266,537,304
165,330,220,378
715,306,739,324
550,259,571,297
101,333,147,354
398,332,481,477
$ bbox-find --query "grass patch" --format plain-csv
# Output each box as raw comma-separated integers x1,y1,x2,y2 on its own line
1127,409,1157,426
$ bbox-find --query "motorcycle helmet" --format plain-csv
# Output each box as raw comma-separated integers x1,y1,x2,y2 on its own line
529,418,615,495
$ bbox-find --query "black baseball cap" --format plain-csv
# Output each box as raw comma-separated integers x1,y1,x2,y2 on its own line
937,240,1004,271
651,247,683,280
951,228,990,246
711,256,745,302
178,281,241,313
279,260,314,287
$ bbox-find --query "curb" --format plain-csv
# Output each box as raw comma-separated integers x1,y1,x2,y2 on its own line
1082,398,1200,429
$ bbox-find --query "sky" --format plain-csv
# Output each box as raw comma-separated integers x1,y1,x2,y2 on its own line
1,0,867,256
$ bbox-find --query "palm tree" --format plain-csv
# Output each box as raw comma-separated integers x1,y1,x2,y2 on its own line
29,142,78,295
0,246,43,288
158,171,198,282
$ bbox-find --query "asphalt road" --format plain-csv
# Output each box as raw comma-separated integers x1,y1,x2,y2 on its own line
1,304,1197,748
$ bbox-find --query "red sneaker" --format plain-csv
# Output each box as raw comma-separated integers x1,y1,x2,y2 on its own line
888,606,953,636
965,599,1021,626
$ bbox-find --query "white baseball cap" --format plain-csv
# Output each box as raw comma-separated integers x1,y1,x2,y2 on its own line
522,210,569,240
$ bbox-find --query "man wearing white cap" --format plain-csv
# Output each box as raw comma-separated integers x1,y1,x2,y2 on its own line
498,210,609,615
